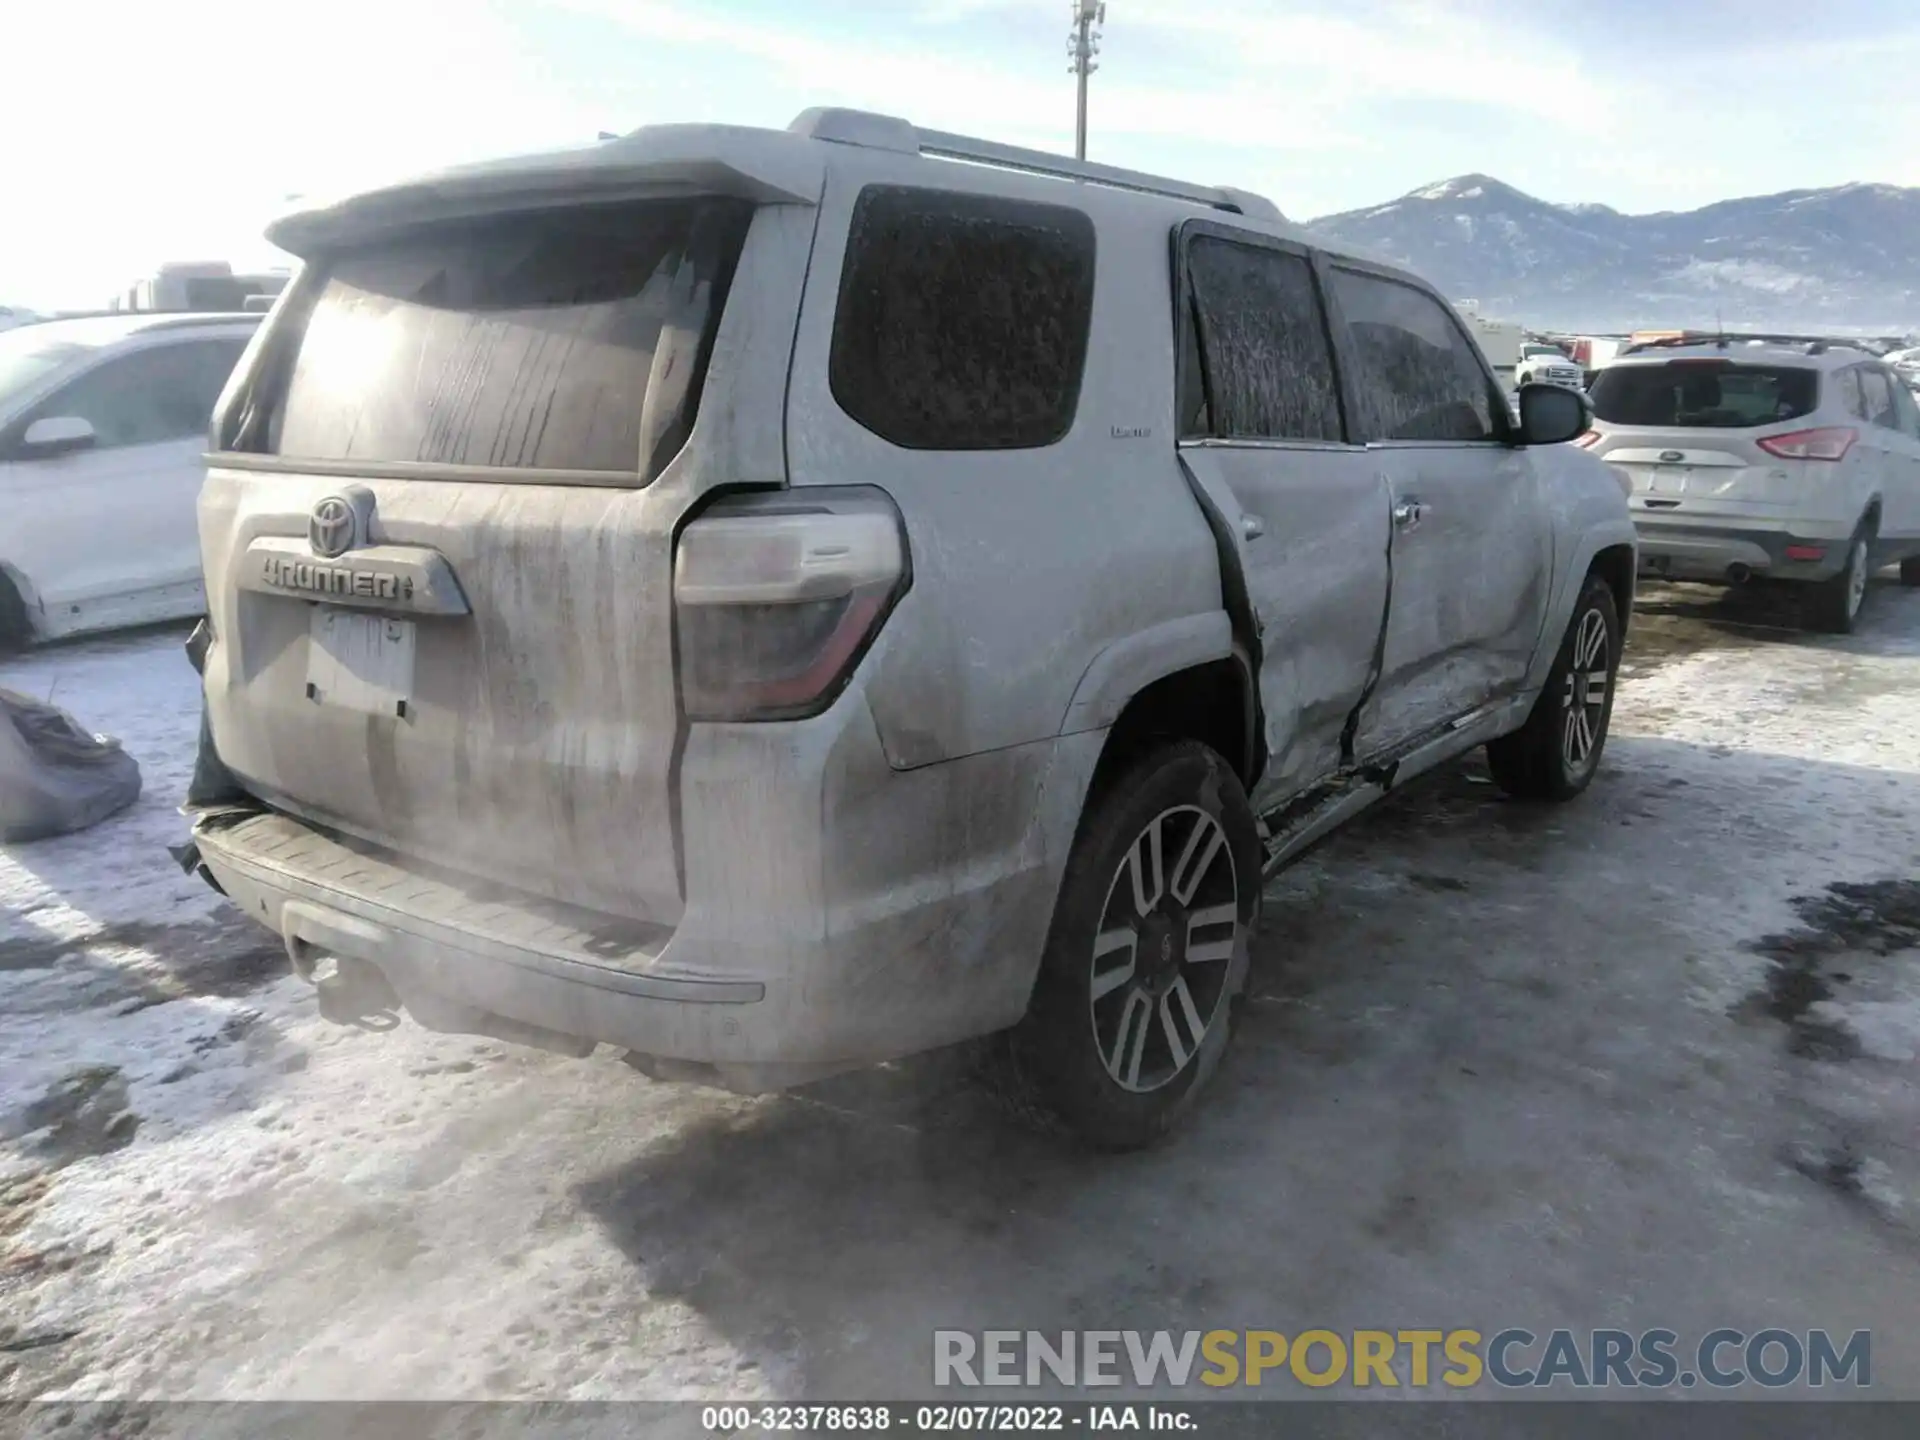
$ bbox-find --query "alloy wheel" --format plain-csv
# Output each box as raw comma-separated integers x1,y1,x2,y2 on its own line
1088,805,1241,1094
1559,605,1611,775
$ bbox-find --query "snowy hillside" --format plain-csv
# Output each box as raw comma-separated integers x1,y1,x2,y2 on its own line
1307,176,1920,332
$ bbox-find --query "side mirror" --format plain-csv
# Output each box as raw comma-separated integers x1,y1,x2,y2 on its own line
1515,383,1592,447
19,415,98,459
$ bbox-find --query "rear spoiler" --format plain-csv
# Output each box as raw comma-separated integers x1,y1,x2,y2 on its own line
269,123,825,255
1619,331,1878,358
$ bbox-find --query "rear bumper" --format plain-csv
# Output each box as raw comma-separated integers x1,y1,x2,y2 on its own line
193,701,1100,1089
1632,514,1855,583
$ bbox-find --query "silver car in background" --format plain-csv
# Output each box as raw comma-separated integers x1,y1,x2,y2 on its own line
1580,337,1920,632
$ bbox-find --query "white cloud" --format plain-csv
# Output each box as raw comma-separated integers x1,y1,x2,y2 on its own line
4,0,1915,309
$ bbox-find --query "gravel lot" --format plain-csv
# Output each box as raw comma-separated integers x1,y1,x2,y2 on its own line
2,577,1917,1410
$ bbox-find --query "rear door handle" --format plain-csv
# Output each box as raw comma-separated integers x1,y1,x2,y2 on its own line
1240,513,1266,541
1392,499,1427,529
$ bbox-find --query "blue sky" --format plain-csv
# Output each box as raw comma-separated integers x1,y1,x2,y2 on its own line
7,0,1918,309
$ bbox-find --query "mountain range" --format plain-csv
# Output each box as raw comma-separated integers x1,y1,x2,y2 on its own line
1304,176,1920,335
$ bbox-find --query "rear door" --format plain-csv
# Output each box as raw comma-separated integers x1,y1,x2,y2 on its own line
1860,366,1920,538
1326,264,1553,761
1887,380,1920,543
198,194,802,925
1172,224,1390,813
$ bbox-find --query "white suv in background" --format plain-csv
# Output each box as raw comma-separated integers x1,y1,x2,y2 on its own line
0,313,260,646
1580,337,1920,632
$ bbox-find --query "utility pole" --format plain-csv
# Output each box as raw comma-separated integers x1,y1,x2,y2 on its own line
1068,1,1106,161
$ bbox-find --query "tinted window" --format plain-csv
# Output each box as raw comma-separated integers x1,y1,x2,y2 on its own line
257,198,753,478
829,186,1095,451
1859,368,1900,430
21,338,247,450
0,335,91,409
1184,237,1342,442
1329,269,1499,442
1589,361,1820,428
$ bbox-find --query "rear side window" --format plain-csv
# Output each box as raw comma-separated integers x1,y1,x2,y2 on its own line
1890,378,1920,439
829,186,1096,451
1184,236,1342,442
1859,368,1900,430
247,198,753,478
1830,367,1867,420
1589,361,1820,428
1328,269,1500,442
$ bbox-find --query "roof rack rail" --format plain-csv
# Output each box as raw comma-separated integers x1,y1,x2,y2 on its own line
789,107,1284,222
15,308,262,328
1619,331,1874,358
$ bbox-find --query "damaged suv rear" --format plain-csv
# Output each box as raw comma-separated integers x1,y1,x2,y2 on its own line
181,109,1634,1149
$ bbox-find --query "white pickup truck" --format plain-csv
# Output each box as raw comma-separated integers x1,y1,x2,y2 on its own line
1516,343,1586,390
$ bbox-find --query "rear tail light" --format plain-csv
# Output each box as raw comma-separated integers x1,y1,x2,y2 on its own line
1573,430,1601,449
1757,426,1856,461
673,488,909,722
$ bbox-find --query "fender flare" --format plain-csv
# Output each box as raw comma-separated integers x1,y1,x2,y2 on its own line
1521,517,1638,694
1059,611,1234,735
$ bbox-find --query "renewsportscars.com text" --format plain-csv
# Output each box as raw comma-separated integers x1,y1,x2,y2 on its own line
933,1328,1871,1390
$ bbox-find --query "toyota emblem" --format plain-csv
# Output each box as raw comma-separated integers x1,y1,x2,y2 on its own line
1658,450,1684,463
309,496,358,558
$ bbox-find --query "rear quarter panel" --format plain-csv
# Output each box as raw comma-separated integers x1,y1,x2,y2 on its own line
782,158,1227,770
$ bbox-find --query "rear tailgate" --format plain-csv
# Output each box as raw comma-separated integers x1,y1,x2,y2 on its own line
199,157,820,927
1588,357,1828,513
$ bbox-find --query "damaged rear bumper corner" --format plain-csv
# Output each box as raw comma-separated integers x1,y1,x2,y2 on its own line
183,668,1096,1089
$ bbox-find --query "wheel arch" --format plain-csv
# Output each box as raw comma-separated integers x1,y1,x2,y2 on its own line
1085,653,1260,800
1523,517,1638,695
1588,541,1637,642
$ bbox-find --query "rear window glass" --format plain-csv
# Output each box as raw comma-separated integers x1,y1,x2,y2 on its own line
247,198,753,478
1589,362,1818,428
829,185,1096,451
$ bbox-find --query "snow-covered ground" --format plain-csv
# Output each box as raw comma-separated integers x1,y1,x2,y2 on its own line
2,581,1918,1410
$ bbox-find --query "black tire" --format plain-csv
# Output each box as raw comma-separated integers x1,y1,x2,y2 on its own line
1486,571,1621,801
0,574,29,655
986,740,1260,1151
1899,556,1920,588
1806,523,1872,635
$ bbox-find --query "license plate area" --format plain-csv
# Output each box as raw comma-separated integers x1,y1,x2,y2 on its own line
306,607,416,718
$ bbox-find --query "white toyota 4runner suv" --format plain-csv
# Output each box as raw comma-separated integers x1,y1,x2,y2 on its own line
177,109,1635,1148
